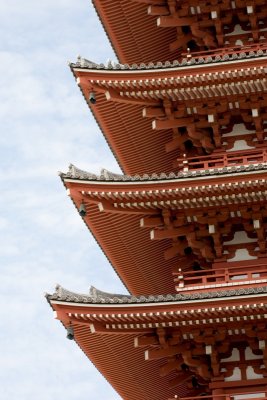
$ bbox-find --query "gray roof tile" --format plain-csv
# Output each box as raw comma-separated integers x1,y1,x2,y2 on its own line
46,284,267,305
70,49,267,71
59,163,267,182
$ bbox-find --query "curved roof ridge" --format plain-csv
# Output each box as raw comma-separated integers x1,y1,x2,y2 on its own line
59,164,99,180
45,284,94,302
100,168,124,180
46,285,267,304
70,48,267,71
89,285,130,299
59,163,267,182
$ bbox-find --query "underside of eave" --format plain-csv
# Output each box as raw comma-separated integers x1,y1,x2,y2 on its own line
48,304,182,400
61,175,177,295
67,320,191,400
60,175,134,294
71,66,176,175
87,92,176,175
92,0,178,65
79,202,178,296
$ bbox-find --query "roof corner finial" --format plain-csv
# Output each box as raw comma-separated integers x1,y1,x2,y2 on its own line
106,58,113,69
68,163,75,173
89,286,98,299
100,168,109,179
55,283,61,292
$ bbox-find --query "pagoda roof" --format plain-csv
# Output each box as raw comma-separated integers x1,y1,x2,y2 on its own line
63,162,267,183
71,49,267,175
46,287,194,400
91,0,177,65
61,163,267,295
46,284,267,399
72,47,267,71
48,284,267,305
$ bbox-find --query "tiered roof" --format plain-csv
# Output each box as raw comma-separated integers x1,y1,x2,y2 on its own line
48,283,267,304
72,47,267,174
61,162,267,294
48,1,267,399
46,283,267,399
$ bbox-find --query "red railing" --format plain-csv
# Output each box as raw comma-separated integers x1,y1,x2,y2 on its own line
174,261,267,290
169,394,267,400
175,148,267,172
181,42,267,61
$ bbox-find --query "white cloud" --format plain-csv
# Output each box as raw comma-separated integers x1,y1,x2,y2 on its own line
1,1,124,399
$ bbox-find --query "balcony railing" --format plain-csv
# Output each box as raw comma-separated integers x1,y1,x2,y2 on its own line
175,148,267,172
181,42,267,62
169,394,267,400
174,260,267,292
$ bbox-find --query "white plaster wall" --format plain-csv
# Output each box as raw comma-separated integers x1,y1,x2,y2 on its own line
224,231,257,245
227,249,257,262
226,139,255,152
223,123,252,137
221,348,240,362
225,367,242,381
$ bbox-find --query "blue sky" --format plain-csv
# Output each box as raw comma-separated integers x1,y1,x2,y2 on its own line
1,1,127,398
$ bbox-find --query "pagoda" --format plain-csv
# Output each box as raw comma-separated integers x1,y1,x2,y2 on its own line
46,1,267,400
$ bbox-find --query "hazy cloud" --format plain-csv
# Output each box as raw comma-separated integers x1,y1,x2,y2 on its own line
1,1,124,399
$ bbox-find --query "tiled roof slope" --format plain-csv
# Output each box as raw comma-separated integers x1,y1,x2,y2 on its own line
60,163,267,182
91,0,177,65
71,48,267,71
46,284,267,304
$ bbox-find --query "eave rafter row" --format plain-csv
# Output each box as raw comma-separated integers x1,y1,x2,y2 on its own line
78,181,267,263
61,300,267,331
63,303,267,388
78,66,267,95
77,68,267,157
